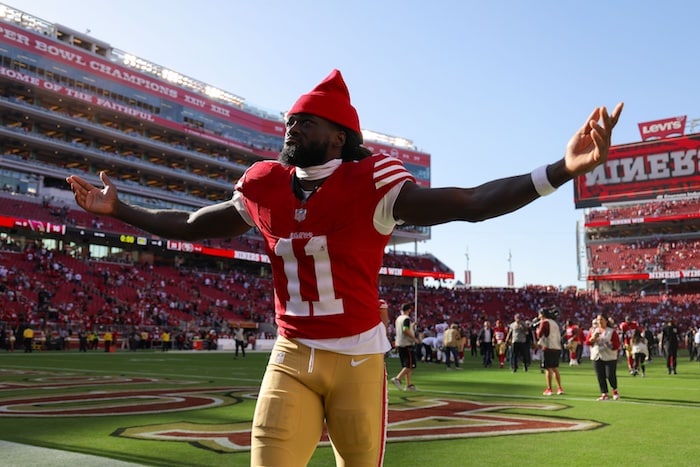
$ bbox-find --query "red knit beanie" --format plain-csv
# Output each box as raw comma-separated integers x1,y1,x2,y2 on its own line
288,69,361,134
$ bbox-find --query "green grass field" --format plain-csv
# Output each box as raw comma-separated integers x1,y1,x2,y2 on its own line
0,348,698,466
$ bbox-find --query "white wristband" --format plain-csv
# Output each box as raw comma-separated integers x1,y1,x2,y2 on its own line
531,165,557,197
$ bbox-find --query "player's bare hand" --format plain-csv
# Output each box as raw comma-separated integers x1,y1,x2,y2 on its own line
565,102,623,177
65,171,118,215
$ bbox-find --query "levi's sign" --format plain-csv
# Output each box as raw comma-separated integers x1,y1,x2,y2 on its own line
638,116,686,141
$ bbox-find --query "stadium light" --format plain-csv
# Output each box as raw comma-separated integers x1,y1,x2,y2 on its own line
162,69,183,85
361,129,415,150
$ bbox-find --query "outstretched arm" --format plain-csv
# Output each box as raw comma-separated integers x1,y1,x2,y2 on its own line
394,103,623,226
66,171,251,241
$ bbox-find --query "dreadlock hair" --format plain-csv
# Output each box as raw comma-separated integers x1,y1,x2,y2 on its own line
338,125,372,162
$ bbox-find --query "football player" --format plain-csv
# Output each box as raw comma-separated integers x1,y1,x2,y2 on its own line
67,70,622,466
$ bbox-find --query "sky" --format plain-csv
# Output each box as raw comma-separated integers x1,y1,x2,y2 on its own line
13,0,700,288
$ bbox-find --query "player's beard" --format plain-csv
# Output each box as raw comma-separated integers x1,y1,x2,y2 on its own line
279,138,331,168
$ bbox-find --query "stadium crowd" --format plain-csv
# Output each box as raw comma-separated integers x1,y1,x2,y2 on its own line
0,183,698,356
586,197,700,223
588,239,700,275
1,241,698,356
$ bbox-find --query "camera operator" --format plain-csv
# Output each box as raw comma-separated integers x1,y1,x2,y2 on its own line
535,307,564,396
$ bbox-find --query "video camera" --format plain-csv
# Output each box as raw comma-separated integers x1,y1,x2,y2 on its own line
530,305,560,328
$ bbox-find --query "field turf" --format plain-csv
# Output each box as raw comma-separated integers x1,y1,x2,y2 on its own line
0,348,698,466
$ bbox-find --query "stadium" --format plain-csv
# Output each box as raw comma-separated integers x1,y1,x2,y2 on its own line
0,2,455,343
1,3,699,466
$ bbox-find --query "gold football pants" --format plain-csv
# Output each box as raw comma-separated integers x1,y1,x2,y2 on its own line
251,335,388,467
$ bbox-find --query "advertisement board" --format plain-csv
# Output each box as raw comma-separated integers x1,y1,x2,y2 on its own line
574,134,700,208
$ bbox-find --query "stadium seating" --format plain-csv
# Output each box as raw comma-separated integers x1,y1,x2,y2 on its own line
1,192,698,348
586,198,700,223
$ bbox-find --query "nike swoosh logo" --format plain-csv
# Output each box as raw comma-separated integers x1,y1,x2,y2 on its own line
351,357,370,367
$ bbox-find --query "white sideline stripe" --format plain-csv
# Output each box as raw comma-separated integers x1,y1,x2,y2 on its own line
0,441,144,466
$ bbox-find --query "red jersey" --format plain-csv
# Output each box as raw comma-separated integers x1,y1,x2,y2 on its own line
235,155,414,339
619,320,639,345
565,324,579,342
493,325,507,344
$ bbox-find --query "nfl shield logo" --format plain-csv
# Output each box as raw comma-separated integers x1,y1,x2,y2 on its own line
294,208,307,222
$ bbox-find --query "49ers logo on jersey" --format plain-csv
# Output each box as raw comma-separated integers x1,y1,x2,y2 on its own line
115,396,600,453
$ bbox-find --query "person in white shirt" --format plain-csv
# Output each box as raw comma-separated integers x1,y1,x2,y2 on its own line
391,303,421,391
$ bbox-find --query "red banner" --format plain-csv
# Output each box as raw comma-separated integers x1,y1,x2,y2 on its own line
574,134,700,208
163,242,451,278
0,215,66,234
638,116,686,141
379,267,454,280
587,269,700,282
362,142,431,167
584,211,700,228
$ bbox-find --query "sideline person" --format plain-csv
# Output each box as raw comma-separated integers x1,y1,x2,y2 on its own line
620,315,639,374
564,319,580,366
535,307,564,395
505,313,529,372
493,319,508,368
443,323,462,370
661,319,680,375
391,303,421,389
22,325,34,353
477,320,495,368
67,69,622,466
630,328,649,377
233,326,246,358
586,313,621,400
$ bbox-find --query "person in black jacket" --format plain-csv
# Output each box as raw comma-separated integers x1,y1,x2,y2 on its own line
661,319,680,375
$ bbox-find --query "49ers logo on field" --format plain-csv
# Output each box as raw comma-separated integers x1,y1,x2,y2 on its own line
114,396,600,453
0,373,600,453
